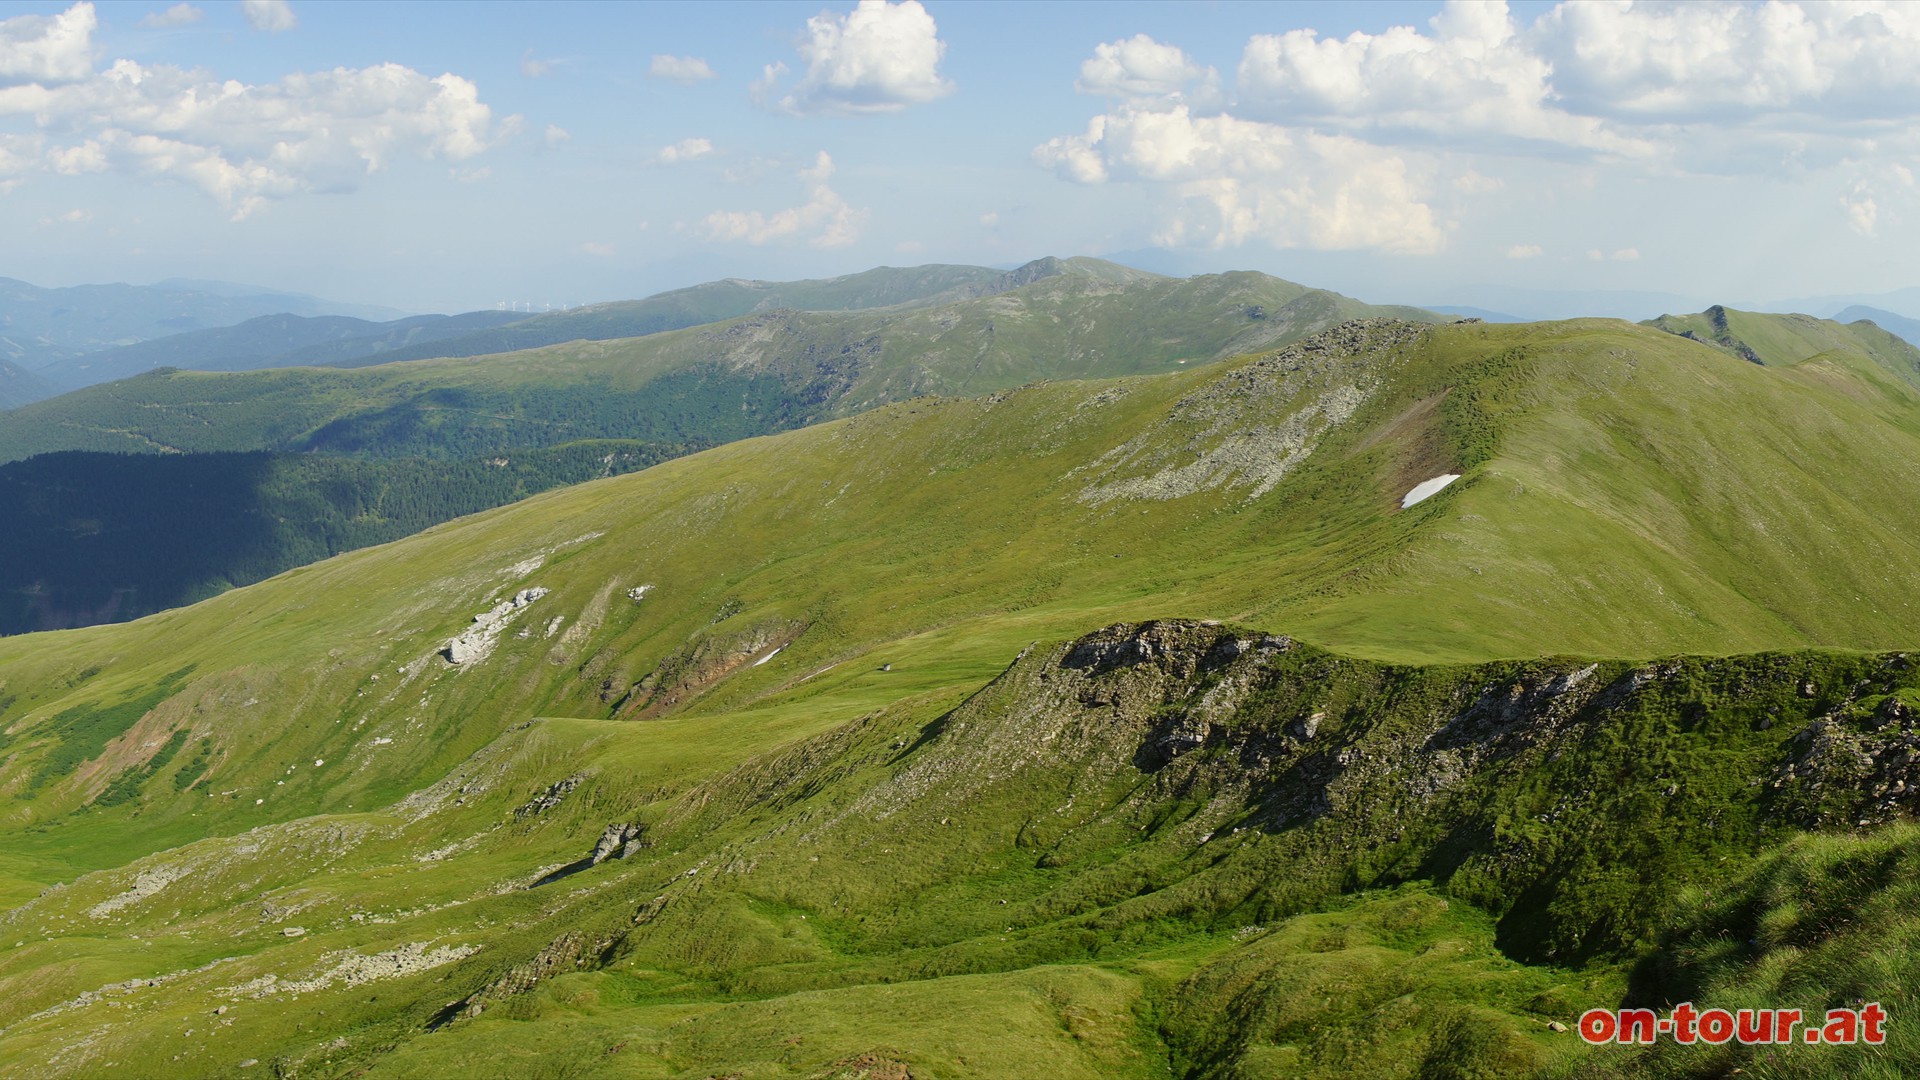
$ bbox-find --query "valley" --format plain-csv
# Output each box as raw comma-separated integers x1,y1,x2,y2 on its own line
3,299,1920,1075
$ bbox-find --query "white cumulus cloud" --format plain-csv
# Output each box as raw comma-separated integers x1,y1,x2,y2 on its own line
1224,0,1920,169
704,150,866,248
0,6,502,219
242,0,295,33
1040,0,1920,260
1505,244,1542,258
767,0,952,115
649,54,714,84
1076,34,1214,104
1035,105,1442,255
0,1,95,85
1532,1,1920,125
1843,185,1878,236
142,4,204,28
1235,0,1638,156
657,136,712,164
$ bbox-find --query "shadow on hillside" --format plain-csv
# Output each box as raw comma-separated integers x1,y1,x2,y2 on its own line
0,451,284,635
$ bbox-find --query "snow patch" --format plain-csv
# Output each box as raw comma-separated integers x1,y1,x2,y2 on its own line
1401,473,1460,508
752,645,785,667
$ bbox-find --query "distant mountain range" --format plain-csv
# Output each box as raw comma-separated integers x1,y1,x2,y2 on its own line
1832,304,1920,347
36,310,527,390
0,276,412,383
6,259,1148,400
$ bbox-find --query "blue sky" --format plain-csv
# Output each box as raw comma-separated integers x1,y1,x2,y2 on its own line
0,0,1915,315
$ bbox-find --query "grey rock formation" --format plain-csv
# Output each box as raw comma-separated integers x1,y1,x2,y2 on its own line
444,587,551,665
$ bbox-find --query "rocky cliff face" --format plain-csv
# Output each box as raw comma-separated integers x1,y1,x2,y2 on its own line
649,621,1920,969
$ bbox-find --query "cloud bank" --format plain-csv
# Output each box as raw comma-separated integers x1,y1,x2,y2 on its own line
1040,1,1920,256
0,2,502,218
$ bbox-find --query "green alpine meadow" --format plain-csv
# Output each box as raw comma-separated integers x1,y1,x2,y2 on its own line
5,273,1920,1078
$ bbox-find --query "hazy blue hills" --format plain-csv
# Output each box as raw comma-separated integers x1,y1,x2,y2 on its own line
0,357,53,410
0,276,414,378
1834,304,1920,347
37,309,527,390
12,260,1103,395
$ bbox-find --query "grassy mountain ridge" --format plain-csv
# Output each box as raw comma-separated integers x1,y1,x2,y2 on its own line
20,261,1076,392
0,266,1439,466
7,316,1920,827
6,314,1920,1074
1645,303,1920,386
353,260,1025,366
0,266,1442,636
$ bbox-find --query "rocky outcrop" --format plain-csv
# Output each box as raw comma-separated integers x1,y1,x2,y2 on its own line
1075,319,1430,505
620,618,807,719
664,620,1920,966
439,929,622,1023
589,822,645,864
513,774,584,820
444,587,550,665
221,942,479,999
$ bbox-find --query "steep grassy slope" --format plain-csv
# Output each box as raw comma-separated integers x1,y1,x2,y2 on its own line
36,311,526,389
12,316,1920,824
6,316,1920,1075
2,625,1916,1078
